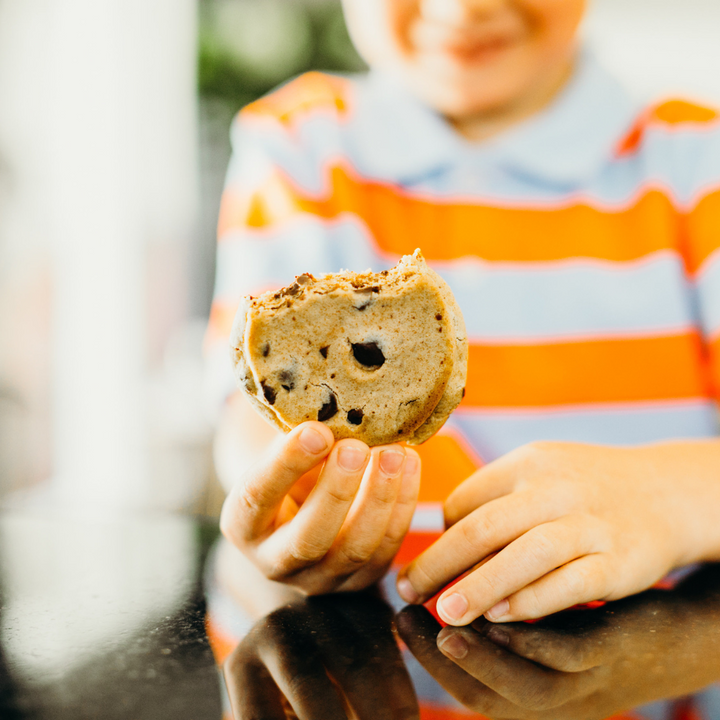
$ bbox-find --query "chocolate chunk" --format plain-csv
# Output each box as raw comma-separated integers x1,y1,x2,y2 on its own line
318,393,338,422
435,314,443,321
347,409,364,425
320,346,329,359
278,369,295,391
353,285,380,294
354,297,373,311
261,382,277,405
281,273,315,298
461,387,466,399
262,342,270,357
352,342,386,369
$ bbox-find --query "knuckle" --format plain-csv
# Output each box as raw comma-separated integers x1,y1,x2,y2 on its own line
274,452,304,479
563,566,590,598
287,537,329,566
383,525,407,546
337,544,373,567
323,484,357,506
516,441,558,473
458,513,498,552
264,563,287,582
526,531,558,567
519,582,547,619
370,485,398,508
409,559,440,594
237,481,269,518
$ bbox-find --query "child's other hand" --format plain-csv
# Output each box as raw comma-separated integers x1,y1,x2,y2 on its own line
220,421,421,595
397,441,690,625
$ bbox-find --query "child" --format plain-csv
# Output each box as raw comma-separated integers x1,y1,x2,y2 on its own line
205,0,720,714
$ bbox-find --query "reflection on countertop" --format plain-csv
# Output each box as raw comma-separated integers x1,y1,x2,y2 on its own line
224,566,720,720
3,507,720,720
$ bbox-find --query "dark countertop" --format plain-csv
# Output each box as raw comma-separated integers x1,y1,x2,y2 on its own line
2,508,720,719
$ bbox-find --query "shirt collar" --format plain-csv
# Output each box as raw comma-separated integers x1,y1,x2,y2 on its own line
350,51,640,189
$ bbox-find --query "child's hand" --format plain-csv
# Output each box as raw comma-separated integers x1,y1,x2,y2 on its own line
224,594,418,720
397,581,720,720
220,421,421,595
397,441,693,625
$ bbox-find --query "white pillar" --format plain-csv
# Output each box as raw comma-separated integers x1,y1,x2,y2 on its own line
46,0,198,508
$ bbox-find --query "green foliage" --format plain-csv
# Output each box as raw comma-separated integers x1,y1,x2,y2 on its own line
198,0,366,110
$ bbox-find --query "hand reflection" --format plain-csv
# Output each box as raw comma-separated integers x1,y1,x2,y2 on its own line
224,592,419,720
398,565,720,720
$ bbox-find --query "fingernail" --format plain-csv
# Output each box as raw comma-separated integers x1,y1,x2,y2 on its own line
338,446,368,472
440,593,468,622
486,599,510,622
404,453,420,476
438,633,468,660
397,577,420,604
379,449,404,476
486,626,510,647
299,427,328,454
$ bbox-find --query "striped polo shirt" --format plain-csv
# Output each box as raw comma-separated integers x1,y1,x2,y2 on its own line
206,52,720,518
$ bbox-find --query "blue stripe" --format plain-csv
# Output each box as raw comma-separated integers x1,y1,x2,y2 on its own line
696,251,720,337
451,402,719,462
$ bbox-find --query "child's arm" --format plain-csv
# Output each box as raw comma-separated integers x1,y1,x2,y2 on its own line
216,393,421,604
397,439,720,626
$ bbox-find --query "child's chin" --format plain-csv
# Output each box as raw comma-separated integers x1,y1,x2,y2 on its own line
406,59,533,117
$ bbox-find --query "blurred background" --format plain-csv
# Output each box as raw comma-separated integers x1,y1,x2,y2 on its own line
0,0,716,712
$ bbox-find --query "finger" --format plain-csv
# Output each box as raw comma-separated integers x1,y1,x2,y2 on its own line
492,554,613,624
443,450,524,527
338,449,421,593
224,655,287,720
436,515,604,626
475,621,602,673
395,607,512,716
221,422,334,544
398,489,564,604
257,439,370,578
436,626,601,711
256,613,348,720
311,600,420,720
293,445,407,594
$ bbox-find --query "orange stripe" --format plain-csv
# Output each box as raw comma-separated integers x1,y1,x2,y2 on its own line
709,336,720,399
240,72,351,128
681,190,720,274
653,99,719,125
205,615,238,666
219,165,683,263
411,433,480,503
462,333,710,408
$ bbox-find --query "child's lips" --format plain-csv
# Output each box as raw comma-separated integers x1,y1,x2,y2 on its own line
442,35,518,63
411,25,525,66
